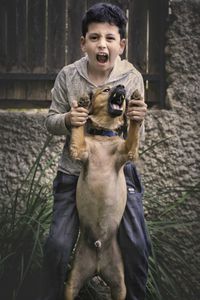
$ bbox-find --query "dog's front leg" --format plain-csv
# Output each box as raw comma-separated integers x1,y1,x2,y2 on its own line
70,96,90,161
124,120,141,161
122,90,143,161
70,126,87,160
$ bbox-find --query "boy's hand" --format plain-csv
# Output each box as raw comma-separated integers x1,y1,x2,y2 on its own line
127,98,147,123
65,101,89,127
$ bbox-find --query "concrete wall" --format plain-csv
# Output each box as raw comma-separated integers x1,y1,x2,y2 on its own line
0,0,199,298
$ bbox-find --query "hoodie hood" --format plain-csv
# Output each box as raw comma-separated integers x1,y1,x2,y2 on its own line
74,55,136,86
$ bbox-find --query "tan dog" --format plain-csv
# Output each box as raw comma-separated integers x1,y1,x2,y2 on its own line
65,85,141,300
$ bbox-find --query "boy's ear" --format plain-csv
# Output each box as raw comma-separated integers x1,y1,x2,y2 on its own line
119,39,126,55
80,36,86,52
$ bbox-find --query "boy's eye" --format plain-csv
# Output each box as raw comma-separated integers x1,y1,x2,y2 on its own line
90,35,98,41
107,36,115,41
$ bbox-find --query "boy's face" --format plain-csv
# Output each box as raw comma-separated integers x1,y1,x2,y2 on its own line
81,22,126,74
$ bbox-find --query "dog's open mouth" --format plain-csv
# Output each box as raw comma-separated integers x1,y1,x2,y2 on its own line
108,85,126,117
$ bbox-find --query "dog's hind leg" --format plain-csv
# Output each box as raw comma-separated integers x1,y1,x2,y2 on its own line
101,261,126,300
65,239,96,300
100,240,126,300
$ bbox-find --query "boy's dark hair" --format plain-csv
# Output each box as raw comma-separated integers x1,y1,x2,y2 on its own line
82,3,127,39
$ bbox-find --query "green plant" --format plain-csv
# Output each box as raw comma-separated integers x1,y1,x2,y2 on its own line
0,136,55,300
145,183,200,300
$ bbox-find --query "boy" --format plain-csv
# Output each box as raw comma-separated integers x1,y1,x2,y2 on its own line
43,3,151,300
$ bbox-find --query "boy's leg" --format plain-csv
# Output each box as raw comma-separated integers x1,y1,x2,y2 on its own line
41,171,79,300
118,162,151,300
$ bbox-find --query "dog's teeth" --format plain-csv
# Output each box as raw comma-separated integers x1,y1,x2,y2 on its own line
113,93,116,98
112,104,122,110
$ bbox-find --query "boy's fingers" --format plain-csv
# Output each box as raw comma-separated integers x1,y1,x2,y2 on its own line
128,99,146,107
127,103,147,112
71,100,78,108
127,99,147,122
71,117,88,127
71,101,89,114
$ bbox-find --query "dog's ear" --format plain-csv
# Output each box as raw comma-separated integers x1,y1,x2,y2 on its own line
88,90,94,114
89,90,93,101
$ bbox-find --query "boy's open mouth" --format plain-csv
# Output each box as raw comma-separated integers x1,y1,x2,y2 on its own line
96,53,109,63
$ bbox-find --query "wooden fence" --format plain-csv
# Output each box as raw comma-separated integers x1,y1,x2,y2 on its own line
0,0,168,108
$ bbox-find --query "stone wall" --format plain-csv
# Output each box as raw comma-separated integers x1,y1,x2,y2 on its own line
141,0,200,298
0,110,62,199
0,0,199,298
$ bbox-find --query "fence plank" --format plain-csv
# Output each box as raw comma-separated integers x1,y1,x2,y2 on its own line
67,0,87,64
87,0,108,7
128,0,148,73
148,0,168,105
146,81,160,106
149,0,161,74
6,0,17,71
0,0,7,72
27,81,49,101
0,81,6,99
47,0,66,71
15,0,27,72
27,0,46,72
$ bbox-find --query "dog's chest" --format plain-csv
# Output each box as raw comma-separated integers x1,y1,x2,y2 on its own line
86,136,121,166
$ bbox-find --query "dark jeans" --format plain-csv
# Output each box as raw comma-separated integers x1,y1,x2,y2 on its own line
41,162,151,300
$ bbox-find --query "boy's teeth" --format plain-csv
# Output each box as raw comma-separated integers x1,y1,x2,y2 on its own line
96,54,108,63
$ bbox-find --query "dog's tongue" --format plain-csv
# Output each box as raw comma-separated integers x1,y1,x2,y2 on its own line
112,103,122,110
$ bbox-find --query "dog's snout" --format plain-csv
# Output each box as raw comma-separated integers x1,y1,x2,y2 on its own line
116,84,125,89
111,85,126,105
116,85,125,94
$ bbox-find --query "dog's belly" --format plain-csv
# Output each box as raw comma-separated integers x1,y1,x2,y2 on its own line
76,165,126,245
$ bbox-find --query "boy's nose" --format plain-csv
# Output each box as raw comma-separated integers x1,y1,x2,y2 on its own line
98,38,107,49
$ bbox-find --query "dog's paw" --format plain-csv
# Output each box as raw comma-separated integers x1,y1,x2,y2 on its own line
70,146,88,161
78,96,90,109
131,89,142,100
70,146,79,160
128,151,139,161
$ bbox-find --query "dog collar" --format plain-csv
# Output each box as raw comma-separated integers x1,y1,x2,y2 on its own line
88,128,118,137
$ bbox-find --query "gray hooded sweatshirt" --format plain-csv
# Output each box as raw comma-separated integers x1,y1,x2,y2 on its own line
46,56,144,176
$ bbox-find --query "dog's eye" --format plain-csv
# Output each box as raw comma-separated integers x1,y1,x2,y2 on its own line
103,88,110,93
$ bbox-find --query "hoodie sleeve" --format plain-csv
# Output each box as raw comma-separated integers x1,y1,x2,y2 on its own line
134,72,145,142
126,71,144,99
45,68,71,136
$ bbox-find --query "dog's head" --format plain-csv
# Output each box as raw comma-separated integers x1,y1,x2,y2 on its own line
88,85,127,130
